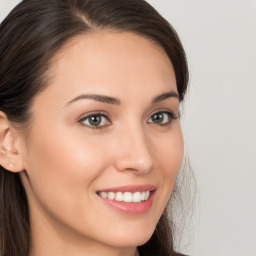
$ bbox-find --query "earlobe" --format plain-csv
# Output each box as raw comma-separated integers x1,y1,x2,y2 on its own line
0,111,25,173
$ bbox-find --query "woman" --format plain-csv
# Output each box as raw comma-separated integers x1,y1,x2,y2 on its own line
0,0,189,255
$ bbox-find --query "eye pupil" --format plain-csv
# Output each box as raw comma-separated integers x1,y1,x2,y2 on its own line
89,115,102,126
152,113,164,123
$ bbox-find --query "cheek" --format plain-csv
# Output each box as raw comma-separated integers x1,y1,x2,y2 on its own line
153,126,184,200
155,127,183,177
23,123,110,212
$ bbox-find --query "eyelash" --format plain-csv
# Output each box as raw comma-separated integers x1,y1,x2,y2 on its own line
78,110,178,130
148,111,178,127
78,111,110,130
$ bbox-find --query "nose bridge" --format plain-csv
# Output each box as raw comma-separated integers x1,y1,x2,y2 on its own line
113,120,154,174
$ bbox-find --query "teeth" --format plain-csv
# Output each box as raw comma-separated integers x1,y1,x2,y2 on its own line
141,191,146,201
124,192,133,202
145,191,150,200
133,192,141,202
115,192,123,201
98,190,151,203
100,192,108,198
108,192,115,200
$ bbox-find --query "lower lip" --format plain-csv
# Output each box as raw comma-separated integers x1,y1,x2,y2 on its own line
97,191,155,214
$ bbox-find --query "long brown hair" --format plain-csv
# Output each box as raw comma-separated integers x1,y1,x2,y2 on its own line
0,1,189,255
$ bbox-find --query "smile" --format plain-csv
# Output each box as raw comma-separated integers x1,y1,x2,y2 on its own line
98,191,150,203
96,185,156,214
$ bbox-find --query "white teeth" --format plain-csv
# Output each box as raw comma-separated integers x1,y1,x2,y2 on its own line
115,192,123,201
141,191,146,201
145,191,150,200
133,192,141,202
123,192,133,202
99,190,151,203
99,192,108,198
108,192,115,200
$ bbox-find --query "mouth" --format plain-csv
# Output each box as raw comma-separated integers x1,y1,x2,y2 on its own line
97,190,151,203
96,184,156,214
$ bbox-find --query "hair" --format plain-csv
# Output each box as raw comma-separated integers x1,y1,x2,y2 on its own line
0,0,189,255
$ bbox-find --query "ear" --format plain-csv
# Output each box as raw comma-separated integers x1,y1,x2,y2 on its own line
0,111,25,173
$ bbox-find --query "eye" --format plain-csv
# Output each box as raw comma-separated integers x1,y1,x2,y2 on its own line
148,111,177,126
78,113,111,129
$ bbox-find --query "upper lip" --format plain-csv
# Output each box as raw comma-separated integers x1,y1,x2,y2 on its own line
97,184,156,193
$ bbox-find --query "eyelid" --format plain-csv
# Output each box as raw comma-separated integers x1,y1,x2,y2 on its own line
148,109,178,119
78,111,112,129
77,109,178,130
147,110,178,125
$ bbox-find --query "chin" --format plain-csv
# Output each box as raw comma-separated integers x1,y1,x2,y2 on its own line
101,225,155,248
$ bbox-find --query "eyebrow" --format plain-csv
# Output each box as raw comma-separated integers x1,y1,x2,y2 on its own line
152,91,179,103
66,91,179,106
67,94,121,106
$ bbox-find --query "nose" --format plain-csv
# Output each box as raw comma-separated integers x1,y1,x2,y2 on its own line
113,124,154,175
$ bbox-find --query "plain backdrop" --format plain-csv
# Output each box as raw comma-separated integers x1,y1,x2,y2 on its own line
1,1,256,256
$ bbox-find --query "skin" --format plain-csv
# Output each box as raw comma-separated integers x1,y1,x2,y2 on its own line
0,31,183,256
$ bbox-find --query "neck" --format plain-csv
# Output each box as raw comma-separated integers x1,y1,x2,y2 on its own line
29,206,138,256
30,242,137,256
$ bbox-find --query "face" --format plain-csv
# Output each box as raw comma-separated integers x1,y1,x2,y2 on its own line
20,31,183,252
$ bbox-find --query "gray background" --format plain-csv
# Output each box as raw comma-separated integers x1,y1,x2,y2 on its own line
1,0,256,255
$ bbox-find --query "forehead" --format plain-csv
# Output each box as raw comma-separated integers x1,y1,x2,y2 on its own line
39,31,177,104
